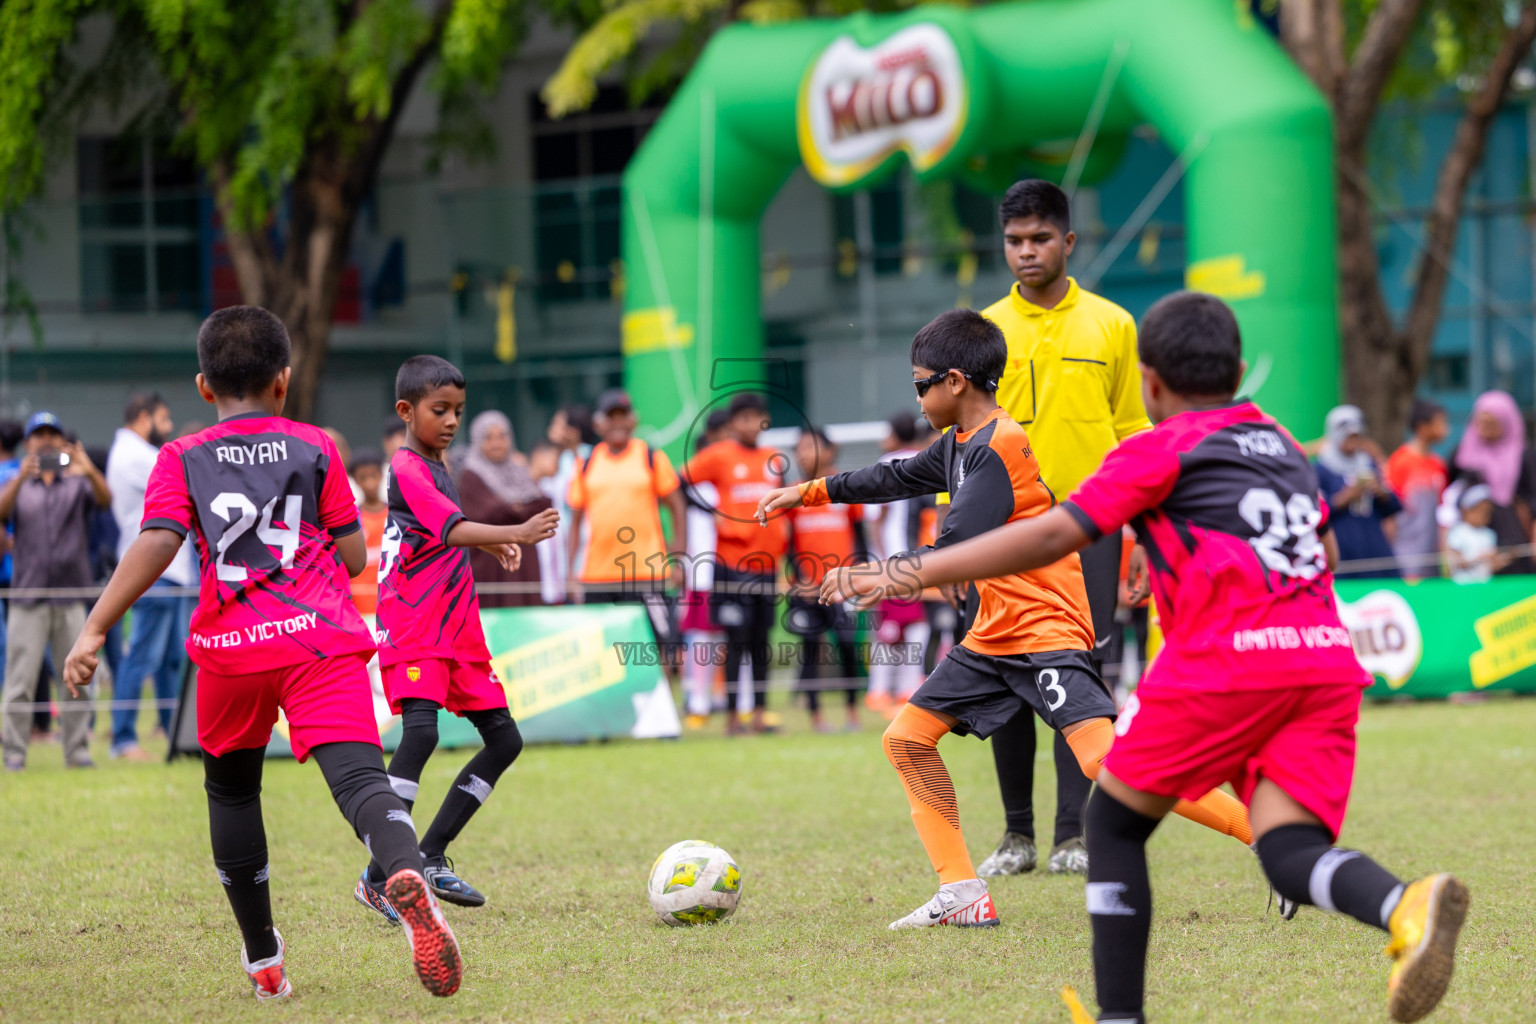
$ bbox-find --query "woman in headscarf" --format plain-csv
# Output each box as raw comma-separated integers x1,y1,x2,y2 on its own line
1446,390,1535,574
457,411,554,607
1313,405,1401,578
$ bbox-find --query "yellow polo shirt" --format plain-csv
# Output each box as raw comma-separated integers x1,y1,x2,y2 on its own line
971,277,1150,501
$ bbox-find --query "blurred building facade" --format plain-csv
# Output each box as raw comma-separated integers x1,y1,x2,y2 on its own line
4,18,1534,448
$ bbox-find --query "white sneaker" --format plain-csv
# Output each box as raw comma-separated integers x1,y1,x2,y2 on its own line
240,929,293,1001
888,880,1000,930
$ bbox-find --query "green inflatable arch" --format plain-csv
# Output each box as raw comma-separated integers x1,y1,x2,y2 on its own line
621,0,1338,457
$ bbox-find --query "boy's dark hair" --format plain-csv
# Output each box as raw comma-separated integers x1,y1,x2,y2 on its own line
349,447,384,474
909,309,1005,393
1138,291,1243,397
197,306,291,399
1409,399,1446,431
382,415,407,440
888,410,919,445
705,408,731,433
123,392,167,425
728,392,769,417
396,355,467,404
0,419,25,452
998,179,1071,233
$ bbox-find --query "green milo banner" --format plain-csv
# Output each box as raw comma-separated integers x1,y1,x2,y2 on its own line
622,0,1340,460
262,604,678,758
1336,578,1536,700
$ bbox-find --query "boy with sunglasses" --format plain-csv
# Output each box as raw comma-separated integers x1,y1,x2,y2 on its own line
757,309,1254,931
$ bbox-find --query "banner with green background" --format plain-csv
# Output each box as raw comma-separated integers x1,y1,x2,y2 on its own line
1336,578,1536,700
263,604,677,758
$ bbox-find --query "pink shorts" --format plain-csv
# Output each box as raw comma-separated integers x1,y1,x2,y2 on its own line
875,598,926,642
678,590,717,633
1103,681,1365,839
197,653,381,763
382,658,507,715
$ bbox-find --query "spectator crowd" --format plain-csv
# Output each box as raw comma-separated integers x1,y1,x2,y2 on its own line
1,380,1533,770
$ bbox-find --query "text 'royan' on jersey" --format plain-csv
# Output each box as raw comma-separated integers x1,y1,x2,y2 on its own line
375,448,490,666
140,414,376,674
1064,401,1370,692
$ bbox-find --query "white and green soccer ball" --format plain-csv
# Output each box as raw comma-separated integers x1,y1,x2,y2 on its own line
646,840,742,926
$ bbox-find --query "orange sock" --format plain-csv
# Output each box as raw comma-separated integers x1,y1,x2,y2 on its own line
883,704,975,883
1171,790,1254,845
1063,717,1253,846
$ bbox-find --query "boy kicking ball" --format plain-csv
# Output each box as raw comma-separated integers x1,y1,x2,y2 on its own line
757,309,1254,932
824,292,1467,1022
354,356,558,918
63,307,461,1000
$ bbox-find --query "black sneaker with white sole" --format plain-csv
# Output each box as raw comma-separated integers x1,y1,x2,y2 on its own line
422,856,486,907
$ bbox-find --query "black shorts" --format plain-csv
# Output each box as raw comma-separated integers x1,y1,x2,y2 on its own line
583,585,678,646
910,646,1114,739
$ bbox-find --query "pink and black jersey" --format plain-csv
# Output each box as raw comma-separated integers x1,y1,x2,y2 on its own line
1064,401,1368,692
375,448,489,666
141,414,375,674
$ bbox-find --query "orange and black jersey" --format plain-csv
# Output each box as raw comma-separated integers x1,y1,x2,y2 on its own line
799,408,1092,656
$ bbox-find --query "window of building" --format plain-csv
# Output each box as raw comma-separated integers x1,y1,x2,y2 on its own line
529,86,664,302
78,136,202,313
831,173,906,277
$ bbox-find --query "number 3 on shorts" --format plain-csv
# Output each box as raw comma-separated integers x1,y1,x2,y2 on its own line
1036,667,1066,712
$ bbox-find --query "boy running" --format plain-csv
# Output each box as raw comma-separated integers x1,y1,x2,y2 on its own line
826,293,1467,1022
759,310,1253,931
62,307,462,1000
357,356,558,914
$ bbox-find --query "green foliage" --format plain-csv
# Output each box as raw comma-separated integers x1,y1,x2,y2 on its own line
0,1,529,232
540,0,923,119
1343,0,1525,101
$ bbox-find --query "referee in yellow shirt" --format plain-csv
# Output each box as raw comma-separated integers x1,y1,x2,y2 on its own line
966,179,1151,878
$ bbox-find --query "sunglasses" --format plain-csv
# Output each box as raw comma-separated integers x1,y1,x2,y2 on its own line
913,369,973,397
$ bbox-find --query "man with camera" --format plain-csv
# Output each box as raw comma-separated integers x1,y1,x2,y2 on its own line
0,411,112,771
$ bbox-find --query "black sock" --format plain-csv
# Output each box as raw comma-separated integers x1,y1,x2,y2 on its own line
203,747,279,961
1052,728,1092,846
311,741,422,880
420,709,523,861
1255,823,1405,931
1084,787,1160,1023
990,710,1037,839
364,700,441,882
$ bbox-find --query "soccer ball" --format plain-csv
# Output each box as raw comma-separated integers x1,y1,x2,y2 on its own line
646,839,742,926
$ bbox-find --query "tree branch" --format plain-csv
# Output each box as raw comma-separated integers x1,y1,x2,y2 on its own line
1279,0,1344,97
209,157,277,306
1401,0,1536,376
1336,0,1425,148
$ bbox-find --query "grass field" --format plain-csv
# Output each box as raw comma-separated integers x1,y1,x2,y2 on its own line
3,694,1533,1023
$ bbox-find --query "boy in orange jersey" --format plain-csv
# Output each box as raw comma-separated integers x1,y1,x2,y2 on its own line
759,309,1253,930
785,427,865,732
684,393,788,734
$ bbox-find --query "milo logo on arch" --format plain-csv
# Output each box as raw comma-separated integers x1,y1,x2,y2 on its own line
797,22,967,187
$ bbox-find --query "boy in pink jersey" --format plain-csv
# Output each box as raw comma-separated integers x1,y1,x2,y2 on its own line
357,356,557,915
821,293,1468,1023
62,307,462,1001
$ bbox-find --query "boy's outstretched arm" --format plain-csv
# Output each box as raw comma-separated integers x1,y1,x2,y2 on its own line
821,506,1092,605
446,507,559,550
757,442,949,523
63,528,183,695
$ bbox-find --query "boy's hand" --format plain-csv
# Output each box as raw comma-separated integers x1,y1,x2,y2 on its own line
939,581,969,610
65,441,94,476
755,485,802,524
479,543,521,572
821,561,911,609
63,627,104,697
509,508,559,545
1125,545,1150,604
18,454,39,479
